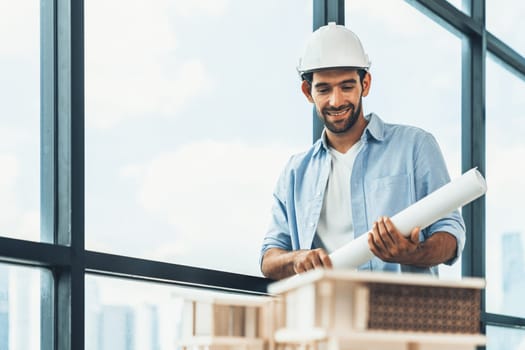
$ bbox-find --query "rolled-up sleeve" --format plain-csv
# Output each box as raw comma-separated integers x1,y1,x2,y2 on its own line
414,133,466,265
259,163,294,269
427,216,465,265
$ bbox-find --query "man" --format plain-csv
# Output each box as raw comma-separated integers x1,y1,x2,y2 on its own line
260,22,465,280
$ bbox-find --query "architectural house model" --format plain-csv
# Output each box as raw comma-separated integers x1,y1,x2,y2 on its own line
268,270,486,350
178,270,485,350
178,289,278,350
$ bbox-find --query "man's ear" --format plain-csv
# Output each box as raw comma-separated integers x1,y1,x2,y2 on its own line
301,80,314,103
362,72,372,97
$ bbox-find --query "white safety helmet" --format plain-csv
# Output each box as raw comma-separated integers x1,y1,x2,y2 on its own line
297,22,371,80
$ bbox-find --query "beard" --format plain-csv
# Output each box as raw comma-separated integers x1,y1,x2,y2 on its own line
318,96,363,134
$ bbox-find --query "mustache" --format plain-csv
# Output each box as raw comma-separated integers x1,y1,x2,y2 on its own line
324,103,355,113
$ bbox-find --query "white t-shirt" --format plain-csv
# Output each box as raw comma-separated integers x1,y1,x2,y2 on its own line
315,140,363,253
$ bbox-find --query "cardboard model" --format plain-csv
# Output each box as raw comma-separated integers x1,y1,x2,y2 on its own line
268,270,486,350
178,290,278,350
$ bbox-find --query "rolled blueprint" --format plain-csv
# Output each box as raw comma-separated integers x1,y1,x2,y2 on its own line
329,168,487,269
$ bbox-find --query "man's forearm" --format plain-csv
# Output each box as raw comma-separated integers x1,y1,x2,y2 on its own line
261,247,333,280
406,231,457,267
261,248,299,280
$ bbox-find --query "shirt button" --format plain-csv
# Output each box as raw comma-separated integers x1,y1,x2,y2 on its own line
310,222,315,227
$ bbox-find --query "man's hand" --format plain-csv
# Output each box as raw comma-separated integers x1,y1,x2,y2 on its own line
292,248,333,274
261,247,332,280
368,216,421,264
367,216,458,267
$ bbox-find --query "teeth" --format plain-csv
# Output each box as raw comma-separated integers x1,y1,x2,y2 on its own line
328,109,349,116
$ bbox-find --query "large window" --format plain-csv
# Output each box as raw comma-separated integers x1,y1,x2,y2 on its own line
486,54,525,319
0,1,524,349
0,1,40,242
85,0,312,276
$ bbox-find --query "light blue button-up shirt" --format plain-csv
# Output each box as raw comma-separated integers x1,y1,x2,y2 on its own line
261,113,465,275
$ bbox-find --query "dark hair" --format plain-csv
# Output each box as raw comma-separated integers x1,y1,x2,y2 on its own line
302,68,367,87
357,69,367,83
301,72,314,83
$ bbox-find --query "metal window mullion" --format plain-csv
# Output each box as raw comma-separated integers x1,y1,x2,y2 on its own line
313,0,344,29
85,251,271,295
406,0,482,37
461,1,486,345
41,0,57,247
461,1,486,278
312,0,344,143
486,32,525,81
41,0,57,349
56,0,85,349
483,313,525,330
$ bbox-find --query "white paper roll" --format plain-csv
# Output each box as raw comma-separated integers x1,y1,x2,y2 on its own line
329,168,487,269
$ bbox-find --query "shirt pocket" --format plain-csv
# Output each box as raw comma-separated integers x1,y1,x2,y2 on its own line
364,174,413,225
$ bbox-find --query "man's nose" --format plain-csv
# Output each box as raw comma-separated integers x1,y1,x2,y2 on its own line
329,88,344,107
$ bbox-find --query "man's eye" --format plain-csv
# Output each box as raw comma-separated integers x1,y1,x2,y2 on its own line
317,89,329,94
342,85,354,91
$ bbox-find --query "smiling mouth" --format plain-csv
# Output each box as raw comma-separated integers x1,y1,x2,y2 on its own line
326,106,351,117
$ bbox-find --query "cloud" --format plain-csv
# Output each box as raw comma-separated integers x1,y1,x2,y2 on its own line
486,144,525,231
486,2,525,51
0,154,20,226
173,0,230,17
0,154,18,188
85,1,213,129
347,0,436,38
86,58,210,129
0,2,39,57
130,141,298,275
0,154,39,241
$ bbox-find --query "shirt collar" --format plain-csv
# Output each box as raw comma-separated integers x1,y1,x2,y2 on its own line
312,129,329,156
362,113,385,142
313,113,385,155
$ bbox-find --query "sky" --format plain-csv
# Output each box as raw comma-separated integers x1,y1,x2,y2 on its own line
0,0,40,242
1,0,524,348
82,0,313,273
